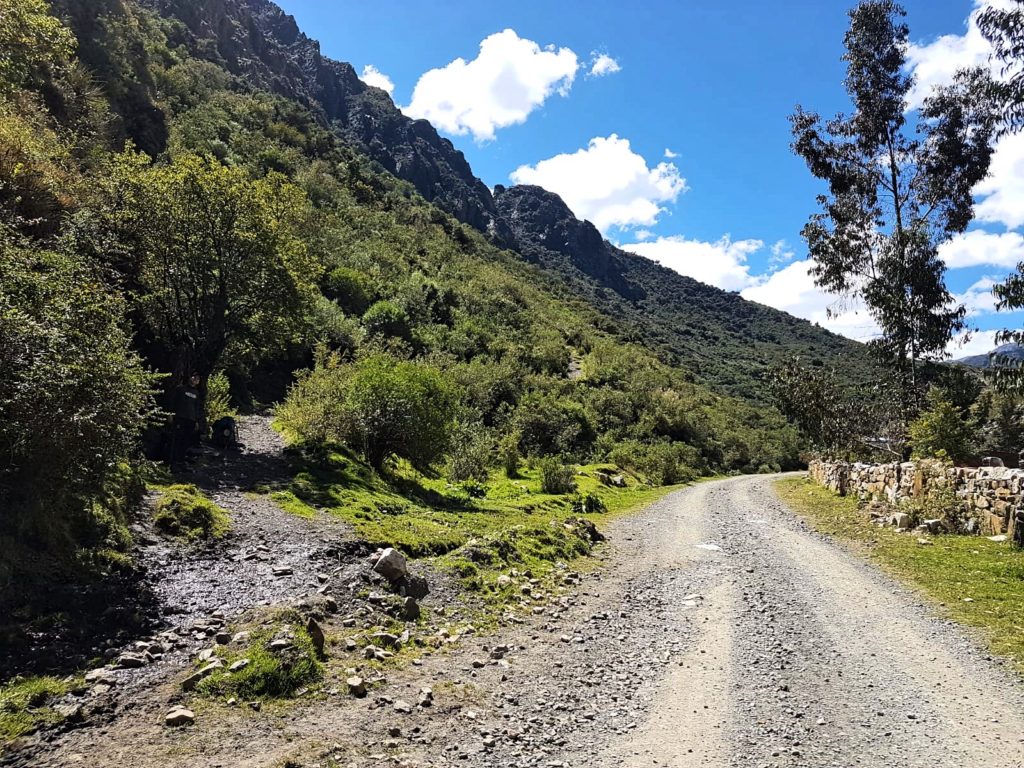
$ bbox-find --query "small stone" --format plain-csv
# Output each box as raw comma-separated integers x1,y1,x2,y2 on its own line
306,617,326,656
346,676,367,697
388,726,402,737
394,699,413,713
372,548,409,581
231,631,250,645
401,597,421,621
215,632,231,645
114,653,146,669
165,707,195,727
229,659,250,672
269,639,291,651
272,566,293,577
84,669,116,686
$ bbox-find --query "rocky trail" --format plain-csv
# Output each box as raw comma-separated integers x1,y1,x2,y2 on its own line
8,468,1024,767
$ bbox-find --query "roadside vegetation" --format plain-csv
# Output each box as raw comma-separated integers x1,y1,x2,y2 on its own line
776,477,1024,669
0,675,79,742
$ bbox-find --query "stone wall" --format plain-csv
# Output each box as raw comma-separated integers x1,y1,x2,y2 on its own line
808,459,1022,541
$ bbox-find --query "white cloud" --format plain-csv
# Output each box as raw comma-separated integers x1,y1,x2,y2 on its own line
740,260,881,342
975,132,1024,229
939,229,1024,268
949,328,1001,358
905,1,996,109
955,276,999,316
403,29,578,142
588,53,621,77
510,134,687,233
360,64,395,96
663,148,679,159
623,235,764,292
768,239,796,269
633,229,653,241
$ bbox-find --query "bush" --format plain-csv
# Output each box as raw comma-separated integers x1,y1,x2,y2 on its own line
275,350,351,444
153,484,231,540
345,355,456,470
446,420,491,483
516,393,595,459
538,458,577,495
362,300,411,342
909,388,974,464
608,440,697,486
0,242,154,554
205,370,236,428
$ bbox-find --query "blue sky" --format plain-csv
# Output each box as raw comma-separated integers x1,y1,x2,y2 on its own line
277,0,1023,356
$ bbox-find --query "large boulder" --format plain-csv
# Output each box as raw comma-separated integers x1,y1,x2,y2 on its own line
372,548,409,581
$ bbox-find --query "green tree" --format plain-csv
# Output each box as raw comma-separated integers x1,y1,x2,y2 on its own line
978,0,1024,134
344,356,456,470
0,238,154,546
0,0,75,94
108,152,319,379
908,388,974,463
362,300,411,342
790,1,998,404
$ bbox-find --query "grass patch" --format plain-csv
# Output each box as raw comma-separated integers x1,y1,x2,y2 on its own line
775,476,1024,670
266,490,317,519
0,675,77,742
151,484,231,540
197,610,322,700
274,446,682,611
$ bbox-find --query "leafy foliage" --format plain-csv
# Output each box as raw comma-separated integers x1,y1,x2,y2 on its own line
908,388,975,463
790,1,998,400
538,458,577,495
0,238,154,549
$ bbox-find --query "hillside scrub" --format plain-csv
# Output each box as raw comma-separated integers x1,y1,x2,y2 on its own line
0,0,800,583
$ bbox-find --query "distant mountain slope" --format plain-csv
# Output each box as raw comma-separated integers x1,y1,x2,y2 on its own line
137,0,513,242
958,343,1024,368
493,185,872,399
121,0,870,399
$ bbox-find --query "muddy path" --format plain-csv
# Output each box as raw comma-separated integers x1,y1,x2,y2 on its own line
11,475,1024,768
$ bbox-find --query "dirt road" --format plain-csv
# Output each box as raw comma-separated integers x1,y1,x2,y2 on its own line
16,475,1024,767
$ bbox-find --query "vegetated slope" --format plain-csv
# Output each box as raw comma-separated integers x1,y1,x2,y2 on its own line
494,185,873,400
125,0,871,400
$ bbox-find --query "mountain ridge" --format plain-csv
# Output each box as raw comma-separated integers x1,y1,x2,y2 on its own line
126,0,870,397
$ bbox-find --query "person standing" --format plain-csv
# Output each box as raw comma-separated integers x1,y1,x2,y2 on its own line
170,373,204,465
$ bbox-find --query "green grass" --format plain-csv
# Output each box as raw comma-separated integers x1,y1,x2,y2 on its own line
0,675,78,742
151,484,231,540
775,476,1024,670
257,445,681,612
196,609,322,700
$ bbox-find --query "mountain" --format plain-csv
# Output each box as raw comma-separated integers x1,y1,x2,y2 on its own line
493,184,871,399
957,343,1024,369
60,0,870,400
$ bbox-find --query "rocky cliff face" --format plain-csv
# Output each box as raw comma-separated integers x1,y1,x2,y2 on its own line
143,0,512,242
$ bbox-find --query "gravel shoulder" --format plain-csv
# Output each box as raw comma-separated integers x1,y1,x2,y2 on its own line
14,474,1024,768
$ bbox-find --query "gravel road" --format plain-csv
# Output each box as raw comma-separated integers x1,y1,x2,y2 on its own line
15,474,1024,768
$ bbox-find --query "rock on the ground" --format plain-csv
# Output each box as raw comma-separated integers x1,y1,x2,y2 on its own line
373,548,409,581
165,707,195,727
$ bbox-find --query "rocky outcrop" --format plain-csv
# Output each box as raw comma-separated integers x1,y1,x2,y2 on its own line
809,459,1023,541
141,0,512,242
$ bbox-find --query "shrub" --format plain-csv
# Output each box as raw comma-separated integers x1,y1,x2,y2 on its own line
275,350,351,444
608,440,697,486
539,458,577,495
362,300,411,342
322,265,372,315
205,370,235,428
499,432,522,478
516,393,595,459
0,242,154,555
446,420,491,483
344,355,456,470
909,388,974,464
153,484,231,540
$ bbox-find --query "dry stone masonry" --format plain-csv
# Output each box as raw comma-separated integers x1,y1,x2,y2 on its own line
808,459,1022,542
